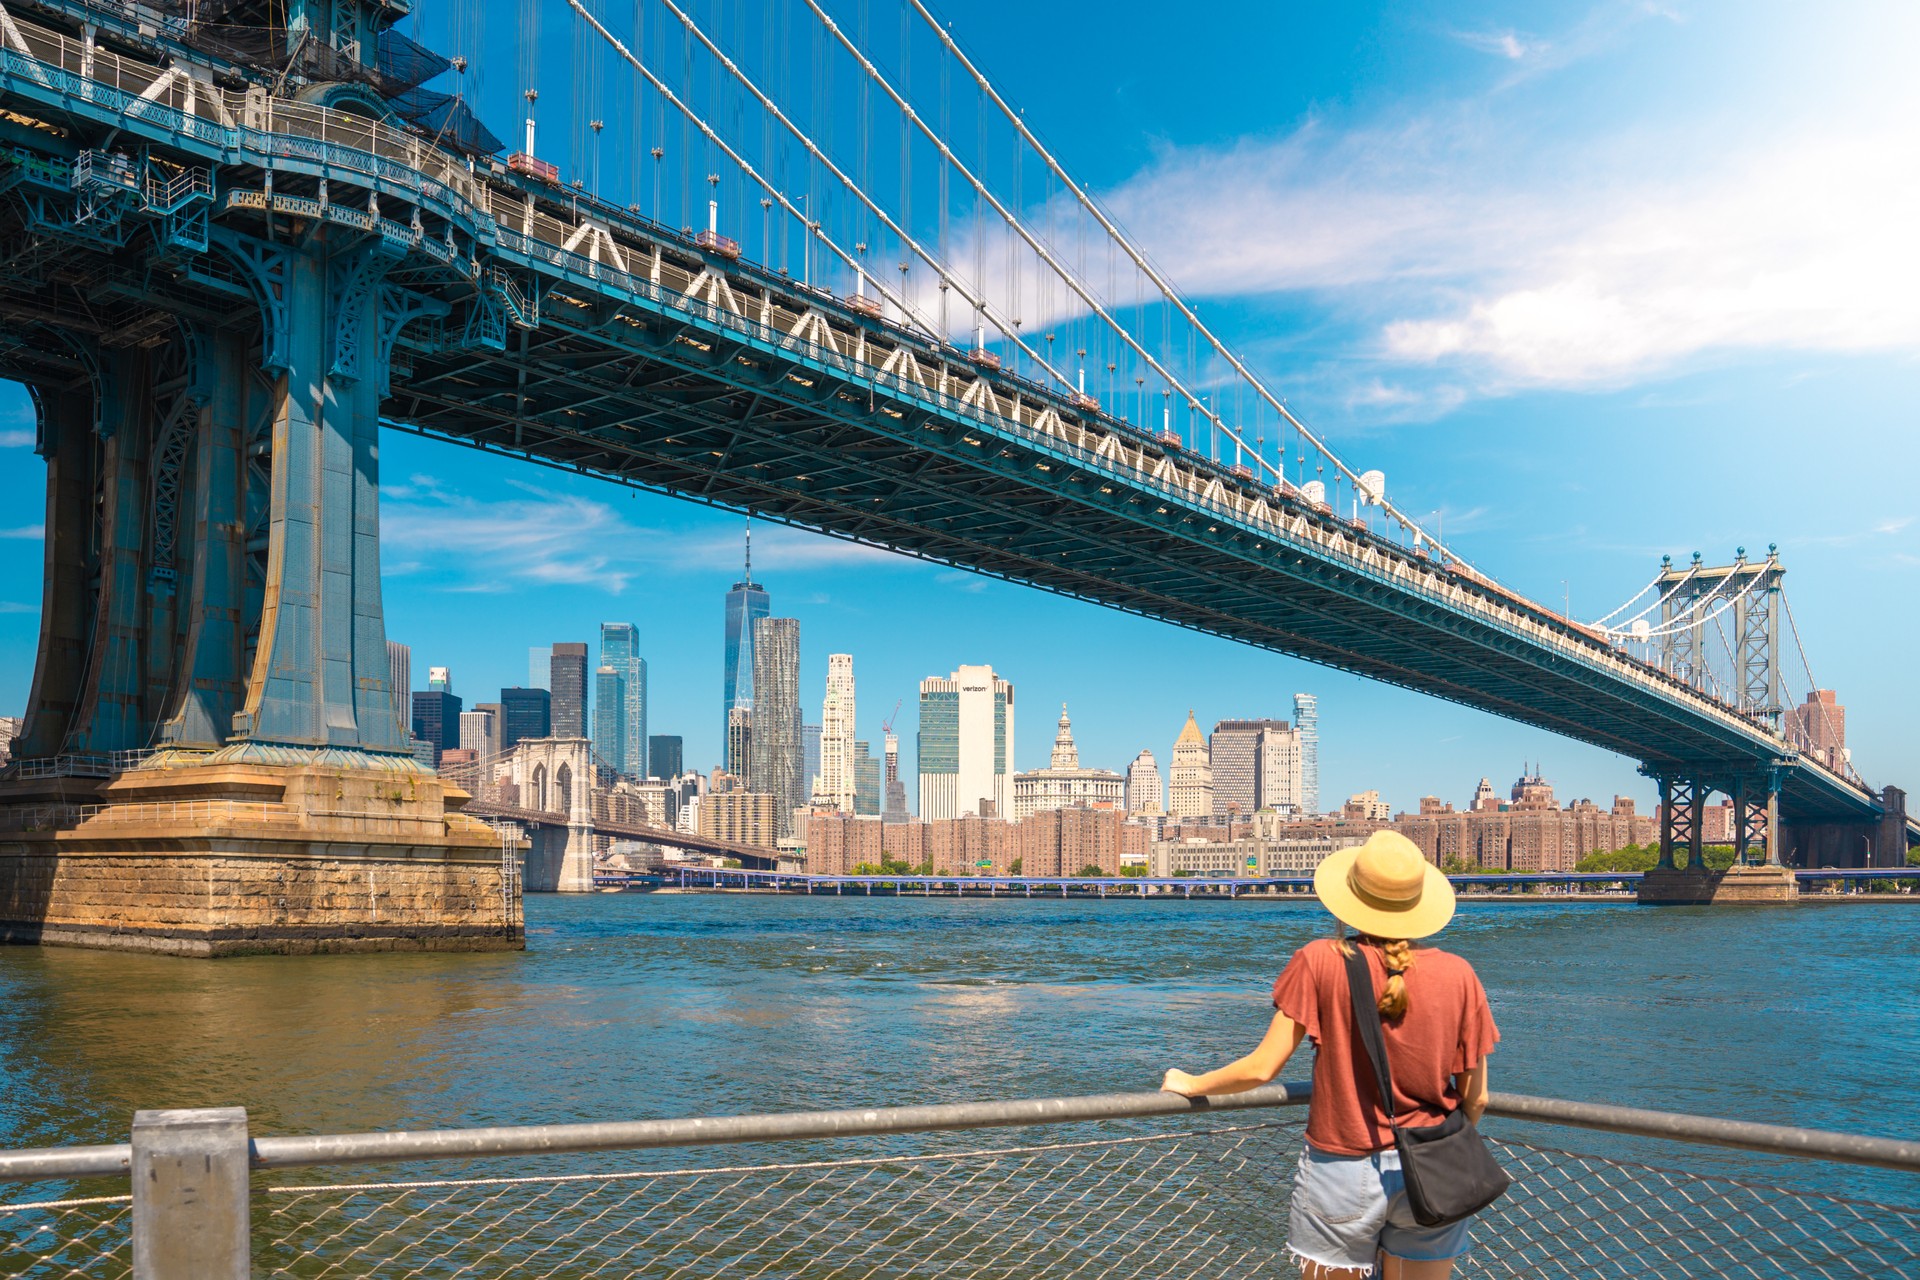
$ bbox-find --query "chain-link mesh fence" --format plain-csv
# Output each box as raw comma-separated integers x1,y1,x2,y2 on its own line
250,1121,1920,1279
0,1193,132,1279
6,1121,1918,1277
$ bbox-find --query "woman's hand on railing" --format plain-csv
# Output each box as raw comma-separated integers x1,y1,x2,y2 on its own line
1159,1069,1203,1097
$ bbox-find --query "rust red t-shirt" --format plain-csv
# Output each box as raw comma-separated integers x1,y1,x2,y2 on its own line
1271,938,1500,1157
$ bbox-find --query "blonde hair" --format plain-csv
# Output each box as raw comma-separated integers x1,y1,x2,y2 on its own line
1335,928,1416,1020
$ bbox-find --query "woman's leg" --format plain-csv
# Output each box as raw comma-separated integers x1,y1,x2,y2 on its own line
1377,1253,1454,1279
1297,1263,1378,1280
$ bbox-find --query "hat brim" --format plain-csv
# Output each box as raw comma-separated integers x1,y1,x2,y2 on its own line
1313,846,1457,940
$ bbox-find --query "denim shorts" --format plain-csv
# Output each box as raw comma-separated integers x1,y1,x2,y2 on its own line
1288,1144,1473,1274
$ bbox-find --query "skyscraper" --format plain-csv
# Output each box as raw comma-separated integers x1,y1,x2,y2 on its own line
727,707,753,782
594,622,648,776
917,665,1014,821
1293,693,1320,817
722,525,771,773
747,616,802,837
1126,750,1164,816
1209,719,1301,816
528,646,551,690
853,740,881,816
387,641,412,735
474,701,504,758
818,653,857,811
458,708,496,755
802,723,822,800
1168,711,1213,819
499,687,552,750
412,686,462,759
883,729,909,821
550,643,589,737
648,735,684,780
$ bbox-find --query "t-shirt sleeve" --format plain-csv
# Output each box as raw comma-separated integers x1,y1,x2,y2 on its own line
1453,963,1501,1073
1270,944,1324,1046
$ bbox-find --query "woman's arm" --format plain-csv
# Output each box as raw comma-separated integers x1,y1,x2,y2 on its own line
1160,1010,1305,1098
1457,1058,1489,1124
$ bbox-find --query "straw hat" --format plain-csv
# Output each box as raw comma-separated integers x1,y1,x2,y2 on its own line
1313,830,1456,940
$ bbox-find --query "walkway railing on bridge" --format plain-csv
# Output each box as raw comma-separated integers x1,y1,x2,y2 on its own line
5,1085,1917,1278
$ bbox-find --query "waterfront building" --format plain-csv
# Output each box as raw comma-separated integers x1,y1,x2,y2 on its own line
1471,777,1499,811
1150,828,1368,878
549,643,590,738
649,735,684,780
853,740,881,816
1125,750,1164,816
927,813,1017,873
917,665,1015,821
1292,693,1319,816
594,622,648,777
722,526,771,773
1167,711,1213,819
701,788,778,850
806,811,885,874
1786,690,1847,771
498,687,552,751
1018,805,1125,877
0,716,22,766
882,730,909,821
817,654,857,811
527,646,550,690
457,709,495,756
407,738,439,770
748,617,803,837
1011,705,1123,820
387,642,411,735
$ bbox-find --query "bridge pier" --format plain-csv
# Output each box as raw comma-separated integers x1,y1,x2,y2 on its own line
0,225,518,954
1638,772,1796,906
1782,786,1909,869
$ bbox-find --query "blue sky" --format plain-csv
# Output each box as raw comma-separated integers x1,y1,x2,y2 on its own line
0,0,1914,811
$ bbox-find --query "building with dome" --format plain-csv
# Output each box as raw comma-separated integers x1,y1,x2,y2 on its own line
1011,705,1124,821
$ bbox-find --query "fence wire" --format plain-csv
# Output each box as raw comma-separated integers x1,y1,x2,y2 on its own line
255,1122,1920,1280
0,1193,132,1279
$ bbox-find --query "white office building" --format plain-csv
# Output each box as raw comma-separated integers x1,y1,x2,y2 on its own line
917,664,1015,821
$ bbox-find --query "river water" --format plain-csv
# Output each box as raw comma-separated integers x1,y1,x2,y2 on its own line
3,893,1917,1202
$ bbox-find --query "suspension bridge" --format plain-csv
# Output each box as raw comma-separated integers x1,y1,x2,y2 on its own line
0,0,1907,952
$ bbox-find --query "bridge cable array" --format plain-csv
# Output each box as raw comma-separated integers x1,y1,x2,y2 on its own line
532,0,1487,576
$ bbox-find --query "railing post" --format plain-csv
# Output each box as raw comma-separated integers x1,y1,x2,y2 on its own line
131,1107,250,1280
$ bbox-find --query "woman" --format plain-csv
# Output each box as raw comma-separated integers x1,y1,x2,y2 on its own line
1160,830,1499,1280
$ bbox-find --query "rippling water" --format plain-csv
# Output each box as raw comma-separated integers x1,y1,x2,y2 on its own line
3,893,1916,1200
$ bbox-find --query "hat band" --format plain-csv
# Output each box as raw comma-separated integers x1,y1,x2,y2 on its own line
1348,865,1422,913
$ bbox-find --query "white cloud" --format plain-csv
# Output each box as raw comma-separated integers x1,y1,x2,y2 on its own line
0,429,34,449
1070,3,1920,397
0,601,35,614
1456,29,1536,61
0,525,42,540
381,475,894,593
1381,134,1920,387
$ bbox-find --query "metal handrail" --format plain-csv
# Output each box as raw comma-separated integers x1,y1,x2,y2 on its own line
7,1085,1919,1184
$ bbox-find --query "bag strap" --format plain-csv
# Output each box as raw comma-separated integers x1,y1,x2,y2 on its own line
1342,944,1401,1133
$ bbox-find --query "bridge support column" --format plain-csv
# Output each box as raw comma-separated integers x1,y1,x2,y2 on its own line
1640,772,1796,906
0,234,520,956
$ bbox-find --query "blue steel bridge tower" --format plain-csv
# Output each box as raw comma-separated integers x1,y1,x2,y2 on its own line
0,0,515,953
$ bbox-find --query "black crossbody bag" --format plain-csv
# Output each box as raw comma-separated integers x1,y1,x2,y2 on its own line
1342,947,1510,1227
